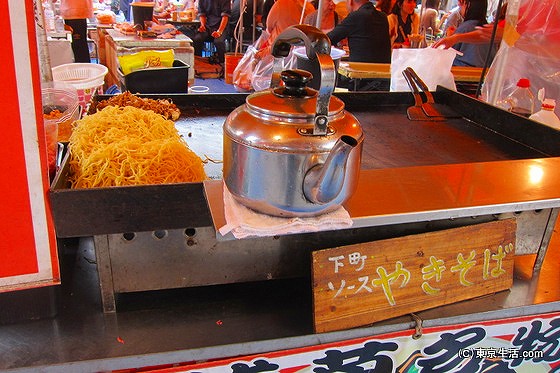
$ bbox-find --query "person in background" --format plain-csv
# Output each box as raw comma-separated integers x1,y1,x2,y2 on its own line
304,0,339,33
433,18,502,49
120,0,131,21
109,0,119,13
229,0,263,49
260,0,276,28
448,0,497,67
387,0,419,48
440,0,464,36
255,0,314,59
375,0,396,15
334,0,349,20
192,0,231,63
420,0,442,35
60,0,93,63
433,1,505,49
327,0,391,62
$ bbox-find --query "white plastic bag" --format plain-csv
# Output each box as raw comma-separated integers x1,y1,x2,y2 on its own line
390,48,458,91
481,0,560,116
232,31,271,92
232,45,259,92
232,30,298,92
251,52,297,92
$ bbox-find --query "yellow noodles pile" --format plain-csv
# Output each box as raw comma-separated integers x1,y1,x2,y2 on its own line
68,106,206,188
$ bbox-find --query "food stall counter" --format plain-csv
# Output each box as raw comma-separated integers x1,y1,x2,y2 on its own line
50,89,560,314
104,28,195,88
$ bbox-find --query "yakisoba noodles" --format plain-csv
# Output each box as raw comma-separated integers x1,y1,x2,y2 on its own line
95,91,181,120
68,106,206,188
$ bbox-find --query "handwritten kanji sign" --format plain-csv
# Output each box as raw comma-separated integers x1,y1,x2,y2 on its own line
312,219,516,333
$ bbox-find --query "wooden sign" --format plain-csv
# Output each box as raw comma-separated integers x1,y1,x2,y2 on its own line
312,219,516,333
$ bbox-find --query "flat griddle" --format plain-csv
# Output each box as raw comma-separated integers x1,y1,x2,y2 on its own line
169,88,555,177
50,88,560,237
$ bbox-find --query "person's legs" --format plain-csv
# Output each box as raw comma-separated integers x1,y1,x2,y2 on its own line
65,18,90,63
121,0,131,21
213,32,229,63
192,31,211,57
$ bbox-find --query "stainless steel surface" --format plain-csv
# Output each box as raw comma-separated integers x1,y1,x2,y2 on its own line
97,206,559,313
29,90,560,372
533,208,560,273
53,91,560,315
174,112,224,179
346,158,560,228
223,132,363,217
1,225,559,372
94,235,116,313
209,157,560,238
107,227,303,289
503,209,559,255
223,27,363,217
303,135,358,205
224,96,351,151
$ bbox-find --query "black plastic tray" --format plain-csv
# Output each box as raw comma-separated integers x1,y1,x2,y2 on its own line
123,59,190,94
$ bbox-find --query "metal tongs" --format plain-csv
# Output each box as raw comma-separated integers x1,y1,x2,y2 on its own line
402,67,460,121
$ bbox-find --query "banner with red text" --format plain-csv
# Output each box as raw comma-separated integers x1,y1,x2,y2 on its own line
157,311,560,372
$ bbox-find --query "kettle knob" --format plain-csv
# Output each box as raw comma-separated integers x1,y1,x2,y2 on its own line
276,69,315,98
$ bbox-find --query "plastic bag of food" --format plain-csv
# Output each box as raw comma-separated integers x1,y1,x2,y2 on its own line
118,50,175,75
232,45,259,92
390,47,458,91
232,31,271,92
232,31,298,92
251,51,297,92
481,0,560,116
96,11,116,25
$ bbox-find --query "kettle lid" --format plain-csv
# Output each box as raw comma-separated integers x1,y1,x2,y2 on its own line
246,69,345,120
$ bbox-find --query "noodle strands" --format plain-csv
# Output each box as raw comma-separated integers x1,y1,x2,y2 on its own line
69,106,206,188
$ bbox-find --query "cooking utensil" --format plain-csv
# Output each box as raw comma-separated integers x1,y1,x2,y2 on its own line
405,67,461,118
222,25,364,217
402,69,442,121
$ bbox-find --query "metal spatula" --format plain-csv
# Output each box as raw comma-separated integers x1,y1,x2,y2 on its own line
405,67,461,118
402,69,444,121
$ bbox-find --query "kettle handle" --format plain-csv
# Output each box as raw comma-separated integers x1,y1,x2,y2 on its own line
271,25,335,135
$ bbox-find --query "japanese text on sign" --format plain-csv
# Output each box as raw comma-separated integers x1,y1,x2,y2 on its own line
312,220,516,333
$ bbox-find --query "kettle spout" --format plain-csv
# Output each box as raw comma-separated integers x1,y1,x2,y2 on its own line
303,135,358,205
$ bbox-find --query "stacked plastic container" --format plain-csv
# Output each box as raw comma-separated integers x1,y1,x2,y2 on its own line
41,81,80,178
51,63,108,112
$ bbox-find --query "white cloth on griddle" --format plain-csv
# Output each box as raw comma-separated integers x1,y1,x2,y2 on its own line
218,184,353,239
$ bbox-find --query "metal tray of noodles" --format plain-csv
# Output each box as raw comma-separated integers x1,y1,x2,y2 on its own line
49,88,560,238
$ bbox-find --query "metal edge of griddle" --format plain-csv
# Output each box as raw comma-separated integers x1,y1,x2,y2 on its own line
94,91,413,112
207,158,560,242
434,86,560,157
348,157,560,228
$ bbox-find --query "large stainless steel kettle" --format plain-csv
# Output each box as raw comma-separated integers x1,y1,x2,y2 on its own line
223,25,364,217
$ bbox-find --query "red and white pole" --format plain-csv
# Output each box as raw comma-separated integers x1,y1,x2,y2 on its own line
0,0,60,291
